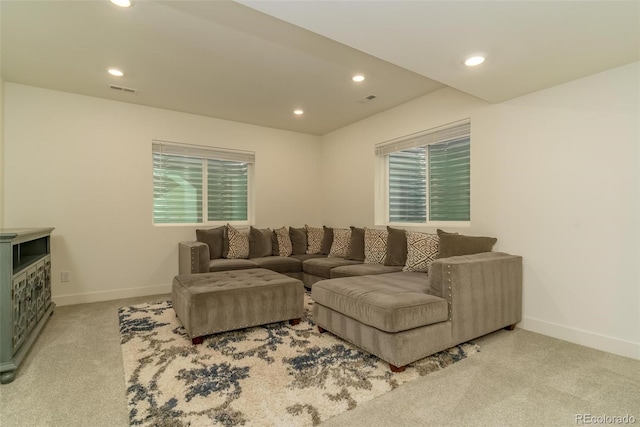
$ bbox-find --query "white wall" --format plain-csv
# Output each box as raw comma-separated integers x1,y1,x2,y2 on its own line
4,63,638,359
0,77,4,228
320,62,640,359
4,84,322,305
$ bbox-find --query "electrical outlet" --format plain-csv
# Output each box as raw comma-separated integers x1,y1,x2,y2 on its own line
61,271,70,282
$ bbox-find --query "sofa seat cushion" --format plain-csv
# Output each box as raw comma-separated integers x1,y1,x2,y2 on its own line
330,263,403,279
302,257,362,279
209,258,258,272
311,273,448,333
289,254,327,262
251,256,301,273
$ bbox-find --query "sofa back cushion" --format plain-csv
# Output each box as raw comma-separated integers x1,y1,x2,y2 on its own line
289,227,307,255
321,226,333,255
196,226,225,259
436,229,497,258
249,227,273,258
346,226,365,261
384,226,408,266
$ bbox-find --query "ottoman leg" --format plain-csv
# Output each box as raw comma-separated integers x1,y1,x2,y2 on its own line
389,363,406,373
192,336,204,345
289,318,301,326
317,326,326,333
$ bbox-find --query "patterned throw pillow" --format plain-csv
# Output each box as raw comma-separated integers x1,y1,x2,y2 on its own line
403,231,439,272
305,225,324,255
274,226,292,257
364,227,388,264
328,228,351,258
226,224,249,259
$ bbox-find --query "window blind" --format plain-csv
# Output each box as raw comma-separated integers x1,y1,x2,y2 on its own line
428,136,470,221
153,152,203,224
152,140,253,224
207,159,248,222
152,141,255,164
381,119,471,223
375,119,470,156
388,147,427,223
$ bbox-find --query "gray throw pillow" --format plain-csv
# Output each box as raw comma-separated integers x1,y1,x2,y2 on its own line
321,226,333,255
249,226,272,258
346,226,365,261
289,227,307,255
384,226,407,266
436,229,497,258
196,226,225,260
271,230,279,256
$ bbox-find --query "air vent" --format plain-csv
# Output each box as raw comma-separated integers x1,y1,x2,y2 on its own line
358,95,377,103
109,84,138,94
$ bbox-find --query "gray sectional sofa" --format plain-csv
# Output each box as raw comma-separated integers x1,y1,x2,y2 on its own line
178,225,523,372
179,225,404,288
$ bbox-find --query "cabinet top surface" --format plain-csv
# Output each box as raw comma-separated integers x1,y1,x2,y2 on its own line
0,228,55,242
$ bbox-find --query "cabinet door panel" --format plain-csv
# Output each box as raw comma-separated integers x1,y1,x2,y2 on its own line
44,256,52,308
12,271,28,353
25,265,38,334
36,259,45,319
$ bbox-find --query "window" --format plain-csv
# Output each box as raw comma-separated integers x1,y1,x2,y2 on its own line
152,141,254,225
376,119,470,225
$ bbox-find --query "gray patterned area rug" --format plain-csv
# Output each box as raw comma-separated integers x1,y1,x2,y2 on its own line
118,293,478,427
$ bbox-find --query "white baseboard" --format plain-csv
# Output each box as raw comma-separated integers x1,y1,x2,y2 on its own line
519,316,640,360
52,283,172,307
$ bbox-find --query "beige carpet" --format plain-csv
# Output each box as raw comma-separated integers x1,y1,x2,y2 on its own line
119,294,477,426
1,293,638,427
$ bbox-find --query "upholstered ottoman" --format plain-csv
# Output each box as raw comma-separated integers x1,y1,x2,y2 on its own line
172,268,304,344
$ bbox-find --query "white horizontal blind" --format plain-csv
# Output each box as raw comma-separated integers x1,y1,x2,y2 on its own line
152,141,255,164
388,147,427,223
207,159,248,222
380,119,471,223
429,136,470,221
152,140,253,224
153,152,203,223
375,119,470,156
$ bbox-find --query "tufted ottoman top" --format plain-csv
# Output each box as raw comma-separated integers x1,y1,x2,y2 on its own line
173,268,300,295
172,268,304,339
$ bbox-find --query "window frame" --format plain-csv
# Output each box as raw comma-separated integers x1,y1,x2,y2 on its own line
152,140,255,227
374,119,471,228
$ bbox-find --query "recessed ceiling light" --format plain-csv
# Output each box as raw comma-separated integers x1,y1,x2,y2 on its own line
464,56,485,67
110,0,132,7
293,109,304,115
352,75,365,82
108,68,124,77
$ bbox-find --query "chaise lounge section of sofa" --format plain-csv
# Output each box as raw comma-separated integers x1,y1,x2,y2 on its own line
312,251,523,371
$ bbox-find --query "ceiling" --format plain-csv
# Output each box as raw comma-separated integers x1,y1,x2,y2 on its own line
242,0,640,104
1,1,638,136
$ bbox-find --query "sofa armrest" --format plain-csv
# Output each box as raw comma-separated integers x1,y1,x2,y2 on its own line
429,252,523,344
179,241,210,274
